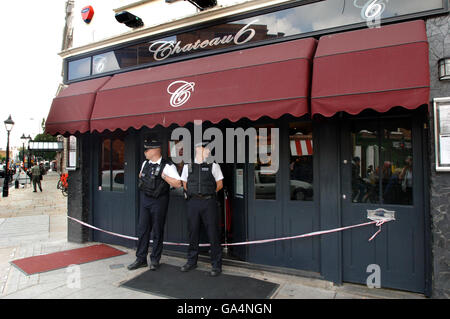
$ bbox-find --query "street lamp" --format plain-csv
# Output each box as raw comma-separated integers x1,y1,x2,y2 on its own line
26,135,32,173
3,115,14,197
21,134,27,169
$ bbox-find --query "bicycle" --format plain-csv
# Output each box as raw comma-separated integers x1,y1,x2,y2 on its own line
57,173,69,197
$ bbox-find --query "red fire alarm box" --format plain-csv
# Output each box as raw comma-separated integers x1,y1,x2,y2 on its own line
81,6,94,23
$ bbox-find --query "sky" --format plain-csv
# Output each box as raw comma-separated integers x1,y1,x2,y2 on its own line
0,1,66,150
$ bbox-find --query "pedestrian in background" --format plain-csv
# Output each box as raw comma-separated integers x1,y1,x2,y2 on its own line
31,163,42,192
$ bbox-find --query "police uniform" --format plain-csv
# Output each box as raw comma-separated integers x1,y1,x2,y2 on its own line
128,140,181,271
180,148,224,276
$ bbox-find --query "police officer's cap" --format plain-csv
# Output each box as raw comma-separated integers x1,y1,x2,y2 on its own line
144,139,162,149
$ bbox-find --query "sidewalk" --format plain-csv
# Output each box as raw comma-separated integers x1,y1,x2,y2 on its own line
0,171,425,299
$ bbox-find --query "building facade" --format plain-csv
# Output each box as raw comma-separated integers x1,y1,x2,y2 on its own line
46,0,450,298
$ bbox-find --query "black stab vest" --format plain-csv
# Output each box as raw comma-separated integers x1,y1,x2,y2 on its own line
186,163,216,196
139,159,170,198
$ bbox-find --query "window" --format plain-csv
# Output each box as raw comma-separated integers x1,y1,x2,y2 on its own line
68,57,91,81
98,138,125,192
289,122,313,201
66,0,445,82
351,119,413,205
254,124,277,200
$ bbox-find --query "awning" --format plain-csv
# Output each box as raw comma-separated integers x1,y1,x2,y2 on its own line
45,77,111,135
90,38,317,133
311,20,430,117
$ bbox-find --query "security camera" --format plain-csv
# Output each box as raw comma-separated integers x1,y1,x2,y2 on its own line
115,11,144,28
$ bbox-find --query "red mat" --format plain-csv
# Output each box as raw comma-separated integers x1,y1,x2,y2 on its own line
11,244,126,275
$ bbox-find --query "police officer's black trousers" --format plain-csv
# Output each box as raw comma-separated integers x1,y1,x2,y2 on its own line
136,192,169,264
186,197,222,269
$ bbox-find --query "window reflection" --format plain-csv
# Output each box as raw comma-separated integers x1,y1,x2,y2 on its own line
351,119,413,205
99,139,111,191
254,124,276,200
99,138,125,192
381,122,413,205
93,52,120,74
289,122,313,201
68,57,91,81
351,126,380,204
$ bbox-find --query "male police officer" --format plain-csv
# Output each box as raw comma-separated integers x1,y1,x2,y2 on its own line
127,139,182,271
180,142,224,276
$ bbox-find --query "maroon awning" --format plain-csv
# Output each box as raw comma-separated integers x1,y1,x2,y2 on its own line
311,20,430,117
45,77,111,136
90,38,317,133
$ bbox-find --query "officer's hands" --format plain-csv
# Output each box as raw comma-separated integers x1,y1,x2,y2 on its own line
162,173,182,188
216,179,223,192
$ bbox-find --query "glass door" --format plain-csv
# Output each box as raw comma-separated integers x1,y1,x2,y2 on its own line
340,116,425,293
247,123,283,266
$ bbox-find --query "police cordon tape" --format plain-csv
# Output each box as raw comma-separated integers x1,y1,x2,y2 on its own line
67,215,392,246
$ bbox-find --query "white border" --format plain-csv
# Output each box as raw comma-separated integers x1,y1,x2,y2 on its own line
433,97,450,172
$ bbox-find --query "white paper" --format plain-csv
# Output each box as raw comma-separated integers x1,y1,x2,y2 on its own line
69,151,77,167
439,135,450,165
439,105,450,134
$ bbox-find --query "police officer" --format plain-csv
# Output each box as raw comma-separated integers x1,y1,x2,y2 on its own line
180,142,224,277
127,139,182,271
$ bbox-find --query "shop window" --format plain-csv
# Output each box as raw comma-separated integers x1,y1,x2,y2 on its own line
289,122,313,201
254,124,277,200
99,138,125,192
351,119,413,205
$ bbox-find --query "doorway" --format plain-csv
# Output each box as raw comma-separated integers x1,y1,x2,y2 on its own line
340,115,426,293
92,132,138,248
246,118,320,272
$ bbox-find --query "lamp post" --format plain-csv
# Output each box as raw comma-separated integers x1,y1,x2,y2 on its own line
3,115,15,197
20,134,27,170
27,135,32,172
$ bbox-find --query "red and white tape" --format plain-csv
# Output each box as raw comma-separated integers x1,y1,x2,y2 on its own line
67,216,390,246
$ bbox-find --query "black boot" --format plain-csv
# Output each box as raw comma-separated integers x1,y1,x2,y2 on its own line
180,263,197,272
127,259,148,270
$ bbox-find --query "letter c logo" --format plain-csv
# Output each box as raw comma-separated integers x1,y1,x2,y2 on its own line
167,80,195,108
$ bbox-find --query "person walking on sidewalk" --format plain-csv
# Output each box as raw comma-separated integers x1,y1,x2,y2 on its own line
31,163,42,192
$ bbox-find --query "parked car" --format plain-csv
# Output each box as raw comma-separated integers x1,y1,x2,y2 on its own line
100,170,125,192
0,164,5,178
254,170,313,200
0,164,14,182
